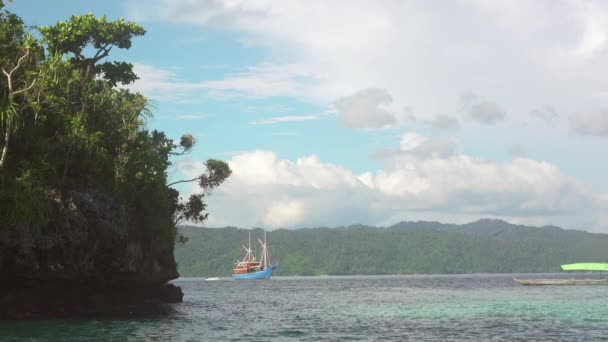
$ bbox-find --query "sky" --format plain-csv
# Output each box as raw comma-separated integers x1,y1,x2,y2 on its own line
9,0,608,231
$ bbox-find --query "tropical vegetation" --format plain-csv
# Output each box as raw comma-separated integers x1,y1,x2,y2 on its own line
0,2,230,274
176,219,608,276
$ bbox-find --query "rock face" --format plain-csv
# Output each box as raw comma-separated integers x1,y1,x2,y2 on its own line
0,191,181,319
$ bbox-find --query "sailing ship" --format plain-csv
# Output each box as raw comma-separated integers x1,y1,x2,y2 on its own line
232,230,278,279
514,263,608,285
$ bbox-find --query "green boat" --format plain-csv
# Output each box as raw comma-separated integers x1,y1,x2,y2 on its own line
514,263,608,286
560,263,608,272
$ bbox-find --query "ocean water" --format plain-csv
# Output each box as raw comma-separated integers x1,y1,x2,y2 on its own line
1,274,608,341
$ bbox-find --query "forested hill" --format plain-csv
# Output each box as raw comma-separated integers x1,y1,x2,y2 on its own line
175,219,608,277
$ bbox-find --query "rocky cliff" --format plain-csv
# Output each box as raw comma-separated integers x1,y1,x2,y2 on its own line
0,191,182,319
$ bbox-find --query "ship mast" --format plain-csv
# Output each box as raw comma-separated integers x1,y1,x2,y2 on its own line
241,230,255,262
264,230,268,268
258,230,269,270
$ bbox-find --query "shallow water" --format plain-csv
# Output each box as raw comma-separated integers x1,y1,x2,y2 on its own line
1,274,608,341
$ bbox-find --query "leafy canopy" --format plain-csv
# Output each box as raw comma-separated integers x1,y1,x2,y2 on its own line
39,14,145,86
0,9,230,244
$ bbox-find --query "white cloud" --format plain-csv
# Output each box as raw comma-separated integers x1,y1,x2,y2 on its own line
176,158,205,178
128,62,323,102
400,133,459,158
128,0,608,124
373,133,459,160
530,105,559,126
200,63,321,99
251,115,320,125
569,110,608,136
461,92,506,125
178,133,606,231
127,1,608,230
426,115,460,131
262,200,306,227
175,114,205,120
334,88,397,129
569,2,608,60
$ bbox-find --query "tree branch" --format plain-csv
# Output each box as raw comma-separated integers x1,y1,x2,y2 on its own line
92,44,110,61
167,176,200,187
8,48,30,77
11,78,37,97
91,45,112,65
1,69,11,93
2,48,31,94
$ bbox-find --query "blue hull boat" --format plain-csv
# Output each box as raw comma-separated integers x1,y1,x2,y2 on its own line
232,263,278,279
232,230,278,280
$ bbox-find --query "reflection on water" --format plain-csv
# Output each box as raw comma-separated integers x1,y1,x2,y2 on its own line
1,274,607,341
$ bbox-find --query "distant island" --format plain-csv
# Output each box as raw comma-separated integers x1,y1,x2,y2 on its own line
176,219,608,277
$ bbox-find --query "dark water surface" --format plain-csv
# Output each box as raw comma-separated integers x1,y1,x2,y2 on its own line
1,274,608,341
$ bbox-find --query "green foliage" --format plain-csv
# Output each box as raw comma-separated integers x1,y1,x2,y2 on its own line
0,166,51,230
199,159,232,190
98,61,138,86
39,14,145,56
0,10,229,249
175,221,608,277
39,14,144,86
174,194,208,225
179,134,194,150
0,97,16,135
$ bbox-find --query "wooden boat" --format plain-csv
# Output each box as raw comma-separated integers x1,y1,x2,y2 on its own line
514,263,608,286
232,230,278,280
513,278,608,286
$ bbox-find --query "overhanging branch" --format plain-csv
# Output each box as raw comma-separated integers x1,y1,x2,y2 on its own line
167,176,200,187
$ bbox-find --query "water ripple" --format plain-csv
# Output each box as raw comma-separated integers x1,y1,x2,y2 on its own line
1,274,607,341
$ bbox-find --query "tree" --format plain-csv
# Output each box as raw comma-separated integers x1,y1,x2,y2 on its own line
0,11,230,240
39,14,144,86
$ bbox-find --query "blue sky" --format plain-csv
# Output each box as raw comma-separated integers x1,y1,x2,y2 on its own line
9,0,608,231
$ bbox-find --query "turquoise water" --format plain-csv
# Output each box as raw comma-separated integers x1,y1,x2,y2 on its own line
1,274,608,341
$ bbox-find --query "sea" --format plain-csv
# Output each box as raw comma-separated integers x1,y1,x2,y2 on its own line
1,274,607,341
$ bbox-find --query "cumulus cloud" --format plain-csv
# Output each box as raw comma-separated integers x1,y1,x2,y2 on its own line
196,151,374,228
334,88,397,129
400,133,459,158
262,200,306,227
530,105,559,126
461,92,506,125
129,0,608,126
127,1,608,231
569,110,608,136
178,135,605,231
373,133,459,160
